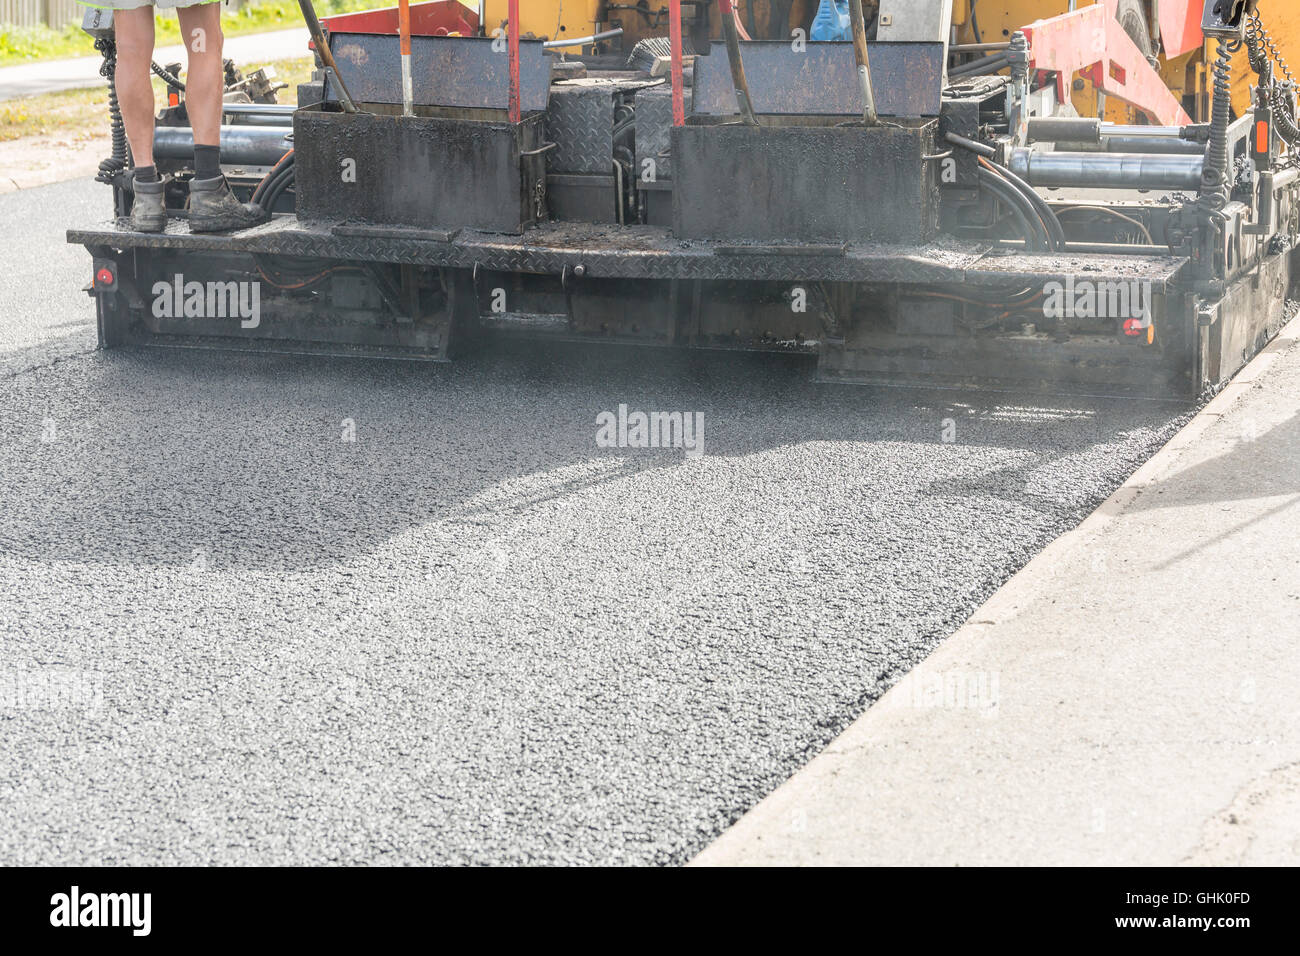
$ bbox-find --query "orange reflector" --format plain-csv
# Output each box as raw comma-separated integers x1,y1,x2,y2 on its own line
1256,119,1269,154
168,92,179,107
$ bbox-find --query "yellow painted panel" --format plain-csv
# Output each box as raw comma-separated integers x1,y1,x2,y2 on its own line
482,1,602,40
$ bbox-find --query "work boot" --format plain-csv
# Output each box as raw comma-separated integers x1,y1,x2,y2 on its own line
187,175,267,233
130,177,168,233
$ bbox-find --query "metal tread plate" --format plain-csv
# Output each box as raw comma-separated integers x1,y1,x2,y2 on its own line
548,78,663,175
692,40,945,117
326,34,551,112
70,218,1191,288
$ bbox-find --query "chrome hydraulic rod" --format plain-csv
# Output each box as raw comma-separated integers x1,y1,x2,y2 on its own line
1009,148,1204,189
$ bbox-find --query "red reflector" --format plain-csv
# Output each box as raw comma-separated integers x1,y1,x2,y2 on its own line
1123,318,1144,336
168,92,180,107
95,267,114,287
1256,120,1269,154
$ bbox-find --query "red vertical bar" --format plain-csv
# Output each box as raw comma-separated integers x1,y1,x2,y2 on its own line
507,0,521,123
669,0,684,126
397,0,411,55
398,0,413,114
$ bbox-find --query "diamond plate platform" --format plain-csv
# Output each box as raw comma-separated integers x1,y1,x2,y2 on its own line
69,218,1191,289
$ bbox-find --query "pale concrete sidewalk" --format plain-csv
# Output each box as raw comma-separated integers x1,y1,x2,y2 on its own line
696,317,1300,866
0,27,309,101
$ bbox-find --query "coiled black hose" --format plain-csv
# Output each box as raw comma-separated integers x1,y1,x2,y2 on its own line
1245,13,1300,147
1200,40,1237,211
1246,13,1294,86
93,37,130,183
93,40,182,184
1272,84,1300,146
151,61,186,92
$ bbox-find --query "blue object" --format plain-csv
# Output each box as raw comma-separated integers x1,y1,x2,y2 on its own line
810,0,852,42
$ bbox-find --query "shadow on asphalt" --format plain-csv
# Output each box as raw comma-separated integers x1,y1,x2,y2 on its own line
0,336,1192,571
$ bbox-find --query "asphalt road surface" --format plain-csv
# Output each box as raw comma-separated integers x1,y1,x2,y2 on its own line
0,178,1192,865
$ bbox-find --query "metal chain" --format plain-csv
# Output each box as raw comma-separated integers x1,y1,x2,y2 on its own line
1246,11,1299,165
1247,12,1295,86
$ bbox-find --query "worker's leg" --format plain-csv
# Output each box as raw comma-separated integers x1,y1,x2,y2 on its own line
113,7,155,170
113,7,166,231
177,0,265,231
176,2,221,164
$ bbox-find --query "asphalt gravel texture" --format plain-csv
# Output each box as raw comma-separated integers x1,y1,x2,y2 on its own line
0,178,1193,865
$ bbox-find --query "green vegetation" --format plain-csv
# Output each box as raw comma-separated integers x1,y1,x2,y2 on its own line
0,0,381,67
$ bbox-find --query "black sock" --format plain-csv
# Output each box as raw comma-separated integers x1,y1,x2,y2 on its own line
193,145,221,180
134,165,159,184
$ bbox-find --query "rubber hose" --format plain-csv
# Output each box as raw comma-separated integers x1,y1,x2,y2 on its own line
263,169,295,213
94,37,130,181
151,62,185,92
985,159,1067,251
1272,85,1300,146
950,53,1009,77
979,167,1048,252
255,160,295,210
1201,41,1236,211
252,150,295,205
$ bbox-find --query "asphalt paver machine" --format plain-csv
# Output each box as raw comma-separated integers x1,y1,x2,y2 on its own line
71,0,1300,398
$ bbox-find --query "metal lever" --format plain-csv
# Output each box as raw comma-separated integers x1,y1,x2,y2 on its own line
398,0,413,116
848,0,879,125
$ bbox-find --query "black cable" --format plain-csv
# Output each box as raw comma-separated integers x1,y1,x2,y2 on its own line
252,162,291,207
260,158,297,213
93,37,130,183
263,172,295,213
1201,40,1237,212
257,165,293,210
252,150,295,206
151,61,185,91
950,53,1008,77
1273,84,1300,146
924,283,1043,307
984,159,1067,251
978,167,1047,252
946,132,1065,253
258,167,292,207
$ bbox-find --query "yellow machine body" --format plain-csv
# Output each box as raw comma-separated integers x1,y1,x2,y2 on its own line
478,0,1297,123
479,1,602,40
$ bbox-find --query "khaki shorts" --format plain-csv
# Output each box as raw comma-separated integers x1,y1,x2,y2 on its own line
78,0,222,10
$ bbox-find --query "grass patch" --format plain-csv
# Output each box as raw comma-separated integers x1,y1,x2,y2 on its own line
0,0,383,67
0,54,314,141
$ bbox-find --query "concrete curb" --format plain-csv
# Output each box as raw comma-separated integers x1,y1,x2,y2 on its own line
943,312,1299,637
693,315,1300,866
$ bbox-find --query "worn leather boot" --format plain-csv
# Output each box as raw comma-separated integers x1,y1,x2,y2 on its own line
130,177,168,233
188,175,267,233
